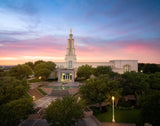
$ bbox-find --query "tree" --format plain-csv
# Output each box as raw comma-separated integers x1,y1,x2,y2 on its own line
46,61,56,71
0,98,34,126
77,64,93,79
0,77,29,105
9,64,32,79
45,96,84,126
141,91,160,126
121,71,149,96
34,60,45,68
138,63,145,72
34,61,56,80
35,68,51,80
34,63,51,80
138,63,160,73
94,66,112,76
79,77,107,111
79,74,122,110
148,72,160,89
0,64,34,126
0,69,4,77
121,71,150,107
25,61,34,70
104,79,122,107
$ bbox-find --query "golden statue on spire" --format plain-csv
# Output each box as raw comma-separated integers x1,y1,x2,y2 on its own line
70,28,72,34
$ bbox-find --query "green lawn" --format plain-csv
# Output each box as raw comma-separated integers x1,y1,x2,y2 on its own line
37,88,47,95
28,78,41,83
95,107,143,126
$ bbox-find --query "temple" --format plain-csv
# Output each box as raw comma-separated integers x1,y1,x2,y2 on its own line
55,29,138,82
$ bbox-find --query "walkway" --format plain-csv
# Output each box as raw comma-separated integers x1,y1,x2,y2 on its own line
84,117,99,126
34,96,57,108
28,89,44,100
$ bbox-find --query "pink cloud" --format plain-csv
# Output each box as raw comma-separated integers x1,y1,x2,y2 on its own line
0,36,160,65
75,39,160,64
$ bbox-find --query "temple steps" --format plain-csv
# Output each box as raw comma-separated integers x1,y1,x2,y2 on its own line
28,89,44,100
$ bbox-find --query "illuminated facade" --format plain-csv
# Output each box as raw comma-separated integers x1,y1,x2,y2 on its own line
56,29,138,82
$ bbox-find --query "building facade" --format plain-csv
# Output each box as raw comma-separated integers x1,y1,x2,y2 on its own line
56,29,138,82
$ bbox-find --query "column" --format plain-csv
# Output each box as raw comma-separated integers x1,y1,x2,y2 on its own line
72,71,74,82
58,71,61,82
64,73,67,81
69,73,71,81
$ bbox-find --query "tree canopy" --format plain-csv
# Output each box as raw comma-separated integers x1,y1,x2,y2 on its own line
0,98,33,126
138,63,160,73
34,60,46,67
0,76,33,126
45,95,84,126
121,71,149,96
140,91,160,126
77,64,93,79
0,77,29,105
148,72,160,90
79,74,122,110
25,61,34,70
9,64,32,80
34,61,56,80
94,66,113,76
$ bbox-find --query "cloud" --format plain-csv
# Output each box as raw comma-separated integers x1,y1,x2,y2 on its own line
0,0,41,32
0,44,4,47
0,0,38,16
0,0,160,64
0,30,33,36
0,35,67,58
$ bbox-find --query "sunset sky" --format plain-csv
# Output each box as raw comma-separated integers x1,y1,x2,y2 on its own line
0,0,160,65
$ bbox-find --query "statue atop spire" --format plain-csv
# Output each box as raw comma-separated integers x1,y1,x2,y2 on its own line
69,28,73,39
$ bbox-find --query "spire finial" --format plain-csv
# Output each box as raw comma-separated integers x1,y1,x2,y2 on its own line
70,28,72,34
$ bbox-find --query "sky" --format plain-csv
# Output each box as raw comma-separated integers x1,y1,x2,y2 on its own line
0,0,160,65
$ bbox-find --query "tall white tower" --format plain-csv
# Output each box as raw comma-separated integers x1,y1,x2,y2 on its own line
65,29,77,68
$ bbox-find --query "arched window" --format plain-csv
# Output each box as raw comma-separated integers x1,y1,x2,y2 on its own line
123,65,131,72
69,61,72,68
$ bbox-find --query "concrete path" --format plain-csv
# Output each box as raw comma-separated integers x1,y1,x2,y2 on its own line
84,117,98,126
34,96,57,108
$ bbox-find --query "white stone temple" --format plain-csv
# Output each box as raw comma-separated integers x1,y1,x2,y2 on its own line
55,29,138,82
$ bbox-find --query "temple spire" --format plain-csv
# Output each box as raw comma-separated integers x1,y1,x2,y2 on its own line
70,28,72,34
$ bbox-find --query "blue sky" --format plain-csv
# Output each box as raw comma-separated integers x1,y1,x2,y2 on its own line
0,0,160,65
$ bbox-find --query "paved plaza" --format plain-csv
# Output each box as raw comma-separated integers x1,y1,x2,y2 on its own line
34,96,57,108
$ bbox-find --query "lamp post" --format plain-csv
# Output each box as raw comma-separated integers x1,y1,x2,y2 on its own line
112,96,115,123
32,96,35,101
39,76,42,80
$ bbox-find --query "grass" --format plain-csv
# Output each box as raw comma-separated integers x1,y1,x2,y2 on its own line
93,107,143,126
37,88,47,95
28,78,41,83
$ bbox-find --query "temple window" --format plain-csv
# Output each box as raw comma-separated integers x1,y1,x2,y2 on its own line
124,65,131,72
69,61,72,68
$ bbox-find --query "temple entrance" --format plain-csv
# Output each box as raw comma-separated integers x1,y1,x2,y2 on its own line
61,73,72,82
57,69,75,82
